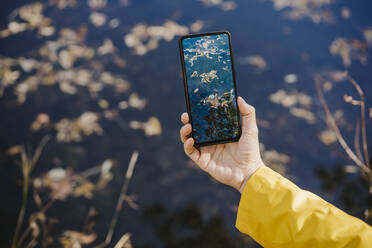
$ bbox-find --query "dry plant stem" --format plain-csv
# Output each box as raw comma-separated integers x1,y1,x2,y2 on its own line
11,136,50,248
41,220,50,248
354,119,363,161
31,136,51,169
17,195,56,247
80,165,104,178
104,151,139,246
113,233,131,248
25,239,37,248
12,165,29,248
314,75,371,175
347,76,370,168
17,190,42,246
17,224,31,247
327,143,352,162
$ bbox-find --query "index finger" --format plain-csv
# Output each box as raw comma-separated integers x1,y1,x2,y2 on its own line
181,112,189,124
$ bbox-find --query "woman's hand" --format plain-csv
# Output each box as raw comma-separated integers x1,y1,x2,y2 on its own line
180,96,264,193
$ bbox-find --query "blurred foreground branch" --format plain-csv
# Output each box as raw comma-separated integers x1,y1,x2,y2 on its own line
96,151,139,247
314,75,371,180
11,136,51,248
347,76,370,168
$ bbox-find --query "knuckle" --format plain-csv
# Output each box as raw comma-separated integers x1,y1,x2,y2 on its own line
182,113,188,122
181,125,188,134
180,127,184,138
184,142,191,155
183,144,189,154
247,105,255,114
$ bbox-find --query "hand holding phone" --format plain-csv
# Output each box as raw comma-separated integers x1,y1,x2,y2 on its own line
179,96,264,192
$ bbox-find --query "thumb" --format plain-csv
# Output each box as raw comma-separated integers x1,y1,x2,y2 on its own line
237,96,258,138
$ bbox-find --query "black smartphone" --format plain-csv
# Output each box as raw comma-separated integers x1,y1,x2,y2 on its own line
179,31,241,147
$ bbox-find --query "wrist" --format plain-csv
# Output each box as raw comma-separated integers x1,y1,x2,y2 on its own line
238,162,265,194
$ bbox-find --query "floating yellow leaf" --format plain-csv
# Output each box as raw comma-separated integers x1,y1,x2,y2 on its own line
329,37,368,67
118,101,129,109
19,2,44,27
44,168,73,200
363,28,372,45
343,94,361,105
59,81,77,94
1,68,20,86
327,70,348,82
8,22,28,34
144,117,162,136
129,93,147,110
237,56,267,70
344,165,358,174
284,73,298,84
269,90,312,108
221,1,237,11
48,168,67,181
124,21,188,55
59,50,75,69
73,182,95,198
7,145,22,156
39,25,55,36
129,117,162,136
75,69,92,86
96,159,114,189
60,230,96,247
98,98,109,109
55,112,103,142
201,0,237,11
98,38,116,55
31,113,50,131
261,146,290,176
341,7,351,19
89,12,107,27
50,0,77,9
290,107,316,124
15,76,39,103
318,129,337,145
190,20,204,32
87,0,107,9
19,58,38,72
109,18,120,29
271,0,334,23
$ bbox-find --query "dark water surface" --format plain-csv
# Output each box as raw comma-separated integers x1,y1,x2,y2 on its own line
1,0,372,247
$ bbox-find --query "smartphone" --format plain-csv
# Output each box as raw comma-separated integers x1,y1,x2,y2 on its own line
179,31,241,147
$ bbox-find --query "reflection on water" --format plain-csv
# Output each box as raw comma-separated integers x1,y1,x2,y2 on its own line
143,202,259,248
315,163,372,224
0,0,372,247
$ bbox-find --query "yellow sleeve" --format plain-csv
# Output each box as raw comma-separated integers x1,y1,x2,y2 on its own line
236,166,372,248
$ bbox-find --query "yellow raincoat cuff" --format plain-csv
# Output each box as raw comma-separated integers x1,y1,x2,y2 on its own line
235,166,277,244
235,166,372,248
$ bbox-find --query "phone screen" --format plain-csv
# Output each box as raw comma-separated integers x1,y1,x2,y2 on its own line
179,32,241,146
